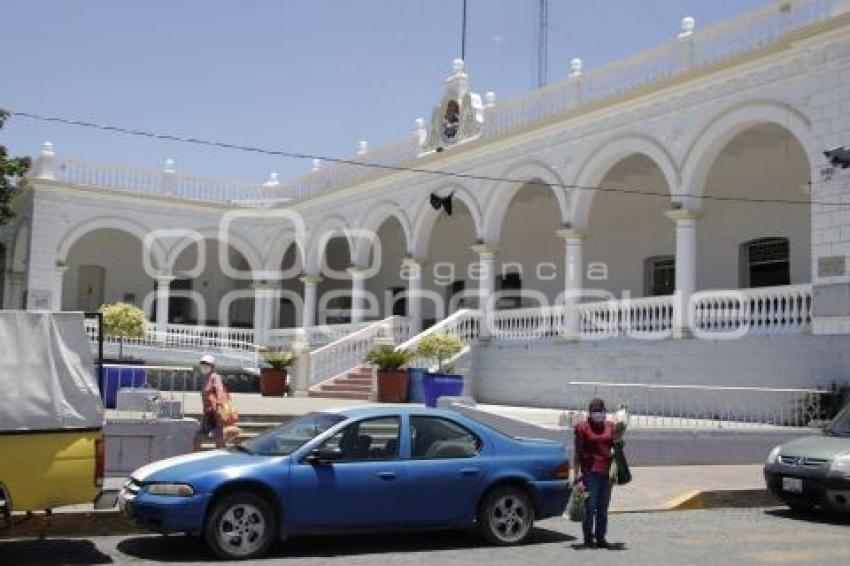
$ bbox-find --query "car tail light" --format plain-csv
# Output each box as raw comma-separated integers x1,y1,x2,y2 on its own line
554,460,571,480
94,435,105,487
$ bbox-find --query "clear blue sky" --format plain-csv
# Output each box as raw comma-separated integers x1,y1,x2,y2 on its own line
2,0,774,183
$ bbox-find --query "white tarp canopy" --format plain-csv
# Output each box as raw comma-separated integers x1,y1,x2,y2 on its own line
0,311,103,432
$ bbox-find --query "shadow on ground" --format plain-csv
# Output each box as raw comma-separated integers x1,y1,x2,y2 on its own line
117,527,574,562
1,539,113,565
764,508,850,526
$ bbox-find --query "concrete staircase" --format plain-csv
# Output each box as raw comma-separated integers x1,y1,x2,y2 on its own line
308,365,374,400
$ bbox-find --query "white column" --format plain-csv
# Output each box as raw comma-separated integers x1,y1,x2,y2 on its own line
347,267,368,324
556,228,586,337
471,243,498,338
54,263,68,311
300,274,320,329
402,257,424,334
666,208,701,336
252,281,277,346
154,275,175,339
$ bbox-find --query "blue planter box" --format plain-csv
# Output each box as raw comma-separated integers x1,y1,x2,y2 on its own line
423,373,464,408
408,368,428,403
100,366,148,409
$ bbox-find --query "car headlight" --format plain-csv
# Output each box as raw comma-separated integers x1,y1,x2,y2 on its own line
146,483,195,497
830,454,850,475
766,446,782,465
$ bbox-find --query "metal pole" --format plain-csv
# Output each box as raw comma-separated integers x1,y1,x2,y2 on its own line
461,0,467,61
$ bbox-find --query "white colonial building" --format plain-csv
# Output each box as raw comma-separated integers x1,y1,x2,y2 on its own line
5,0,850,408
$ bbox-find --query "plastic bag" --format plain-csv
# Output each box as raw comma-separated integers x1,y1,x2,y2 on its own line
565,485,588,522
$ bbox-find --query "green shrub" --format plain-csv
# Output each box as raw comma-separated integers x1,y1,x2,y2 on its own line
260,348,295,371
415,333,465,373
100,302,146,339
367,346,413,371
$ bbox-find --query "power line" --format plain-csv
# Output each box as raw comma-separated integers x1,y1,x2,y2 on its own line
7,109,842,209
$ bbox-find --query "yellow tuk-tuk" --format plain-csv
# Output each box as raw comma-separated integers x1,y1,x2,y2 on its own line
0,311,110,525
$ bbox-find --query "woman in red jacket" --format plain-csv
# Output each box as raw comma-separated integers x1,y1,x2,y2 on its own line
574,398,614,548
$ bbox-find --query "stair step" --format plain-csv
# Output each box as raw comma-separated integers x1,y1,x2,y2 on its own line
319,384,372,393
308,390,371,400
334,377,372,385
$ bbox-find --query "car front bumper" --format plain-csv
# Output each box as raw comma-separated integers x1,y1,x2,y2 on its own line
119,487,211,533
528,479,571,519
764,467,850,512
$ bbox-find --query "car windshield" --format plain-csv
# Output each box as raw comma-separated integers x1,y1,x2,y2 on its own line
242,412,346,455
826,404,850,437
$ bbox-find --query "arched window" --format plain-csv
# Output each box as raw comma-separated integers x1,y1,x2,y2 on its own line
644,256,675,297
740,237,790,288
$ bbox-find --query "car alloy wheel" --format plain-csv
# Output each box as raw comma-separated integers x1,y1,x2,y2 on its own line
205,492,275,560
479,486,535,545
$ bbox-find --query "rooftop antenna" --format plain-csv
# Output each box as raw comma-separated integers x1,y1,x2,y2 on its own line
538,0,549,88
461,0,468,61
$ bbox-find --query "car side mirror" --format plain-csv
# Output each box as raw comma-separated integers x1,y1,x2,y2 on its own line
305,447,342,465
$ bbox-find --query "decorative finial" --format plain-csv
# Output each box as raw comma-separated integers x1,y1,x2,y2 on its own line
679,17,695,39
485,92,496,108
263,172,280,188
163,158,176,173
358,140,368,155
570,58,583,78
452,58,465,73
414,117,425,130
311,158,322,172
42,141,54,155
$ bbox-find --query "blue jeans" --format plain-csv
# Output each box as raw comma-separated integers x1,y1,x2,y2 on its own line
583,471,612,542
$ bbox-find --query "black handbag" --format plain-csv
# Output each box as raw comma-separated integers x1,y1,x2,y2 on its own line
613,440,632,485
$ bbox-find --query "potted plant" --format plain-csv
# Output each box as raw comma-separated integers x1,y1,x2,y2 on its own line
260,348,295,397
99,302,148,408
415,333,465,408
366,346,413,403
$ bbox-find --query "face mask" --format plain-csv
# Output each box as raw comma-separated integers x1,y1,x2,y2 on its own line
589,412,606,423
201,365,212,376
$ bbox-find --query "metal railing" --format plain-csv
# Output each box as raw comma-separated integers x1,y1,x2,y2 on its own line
102,364,195,418
565,381,831,428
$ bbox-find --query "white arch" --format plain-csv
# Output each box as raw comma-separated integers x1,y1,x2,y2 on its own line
57,216,167,271
262,228,305,273
680,100,817,208
481,160,571,242
571,134,679,229
410,183,484,259
305,213,354,274
352,201,413,267
166,227,264,276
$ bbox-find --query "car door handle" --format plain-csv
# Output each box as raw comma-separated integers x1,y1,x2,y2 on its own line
460,467,480,476
376,471,397,480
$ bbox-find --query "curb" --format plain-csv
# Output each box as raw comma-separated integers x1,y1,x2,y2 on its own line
663,488,779,511
0,510,140,539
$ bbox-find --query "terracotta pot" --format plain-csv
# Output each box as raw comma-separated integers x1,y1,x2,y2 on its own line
260,368,288,397
377,369,410,403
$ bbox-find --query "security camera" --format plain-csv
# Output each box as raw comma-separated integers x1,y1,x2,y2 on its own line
824,146,850,169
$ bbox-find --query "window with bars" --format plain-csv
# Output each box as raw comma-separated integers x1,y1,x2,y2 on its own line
644,256,675,297
740,237,790,288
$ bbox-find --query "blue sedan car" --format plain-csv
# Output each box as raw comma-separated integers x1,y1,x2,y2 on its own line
119,406,571,560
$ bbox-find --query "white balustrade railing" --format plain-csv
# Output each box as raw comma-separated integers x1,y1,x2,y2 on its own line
491,306,567,341
266,321,372,348
579,295,675,340
84,319,258,352
49,157,265,203
566,381,831,428
692,284,812,336
397,309,481,369
308,316,411,387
